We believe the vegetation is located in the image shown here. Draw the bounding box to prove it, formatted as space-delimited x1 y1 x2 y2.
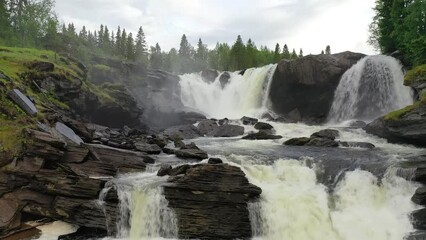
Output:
404 64 426 86
0 0 333 74
369 0 426 66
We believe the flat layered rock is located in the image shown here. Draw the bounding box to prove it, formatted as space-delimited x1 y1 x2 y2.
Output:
163 164 261 240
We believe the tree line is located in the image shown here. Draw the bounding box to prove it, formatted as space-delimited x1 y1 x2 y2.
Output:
0 0 333 73
369 0 426 66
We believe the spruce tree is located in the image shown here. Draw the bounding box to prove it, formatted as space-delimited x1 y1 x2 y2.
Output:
115 26 121 55
230 35 246 70
135 26 148 63
246 38 256 68
273 43 281 63
150 43 163 69
121 28 127 57
126 32 135 60
282 44 290 59
195 38 208 70
325 45 331 55
79 26 88 41
291 48 298 59
299 48 304 58
0 0 11 42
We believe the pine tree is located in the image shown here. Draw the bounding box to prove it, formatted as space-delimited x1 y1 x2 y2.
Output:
0 0 11 42
273 43 281 63
150 43 163 69
195 38 208 70
282 44 290 59
321 50 325 54
103 25 110 51
230 35 246 70
246 38 256 68
178 34 194 73
79 26 88 41
67 23 76 36
126 32 135 60
135 26 148 63
115 26 121 55
299 48 304 58
121 28 127 57
44 17 59 50
98 24 104 47
325 45 331 55
291 48 298 59
179 34 191 58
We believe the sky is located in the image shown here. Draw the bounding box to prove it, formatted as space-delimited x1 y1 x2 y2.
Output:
54 0 377 55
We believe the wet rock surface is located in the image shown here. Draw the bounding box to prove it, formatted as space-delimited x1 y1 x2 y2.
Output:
163 163 262 240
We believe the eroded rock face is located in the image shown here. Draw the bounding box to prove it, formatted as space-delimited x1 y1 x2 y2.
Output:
163 164 261 240
364 105 426 147
269 52 365 123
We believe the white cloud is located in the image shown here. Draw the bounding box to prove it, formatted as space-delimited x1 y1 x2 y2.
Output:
54 0 377 55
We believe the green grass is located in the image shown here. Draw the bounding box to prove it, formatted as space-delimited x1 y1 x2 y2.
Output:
384 102 420 121
405 64 426 86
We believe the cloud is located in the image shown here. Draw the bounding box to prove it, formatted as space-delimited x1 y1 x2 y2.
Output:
54 0 377 55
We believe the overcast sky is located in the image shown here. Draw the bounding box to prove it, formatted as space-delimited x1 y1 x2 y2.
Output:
55 0 377 55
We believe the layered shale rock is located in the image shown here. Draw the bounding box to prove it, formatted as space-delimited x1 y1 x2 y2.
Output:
163 163 262 240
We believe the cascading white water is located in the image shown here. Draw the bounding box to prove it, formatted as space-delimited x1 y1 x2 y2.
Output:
179 64 277 119
328 55 413 123
99 171 178 240
240 159 419 240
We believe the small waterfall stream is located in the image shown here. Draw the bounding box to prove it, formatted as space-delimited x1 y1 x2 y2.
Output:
328 55 413 122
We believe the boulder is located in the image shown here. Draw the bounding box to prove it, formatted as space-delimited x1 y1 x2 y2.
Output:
364 105 426 147
163 125 202 139
219 72 231 88
412 208 426 230
412 187 426 205
208 158 223 164
311 129 339 140
157 165 172 177
7 89 38 116
348 120 367 129
241 116 258 125
242 131 282 140
269 52 365 123
284 137 311 146
55 122 84 145
163 164 261 240
201 69 219 83
339 141 375 149
169 164 193 176
175 149 208 161
209 124 244 137
254 122 274 130
29 61 54 72
134 142 162 154
306 137 339 147
197 119 219 135
218 118 229 126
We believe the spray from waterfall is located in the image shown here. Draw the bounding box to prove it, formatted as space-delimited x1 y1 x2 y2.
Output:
179 64 277 119
327 55 413 123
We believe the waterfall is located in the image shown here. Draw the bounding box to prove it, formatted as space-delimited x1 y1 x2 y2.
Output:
328 55 413 123
99 171 178 240
179 64 277 119
243 159 418 240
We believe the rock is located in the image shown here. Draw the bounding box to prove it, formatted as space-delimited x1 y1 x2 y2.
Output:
134 142 162 154
242 131 282 140
175 149 208 161
241 116 258 125
364 105 426 147
219 72 231 88
163 164 261 240
197 119 219 135
306 137 339 147
62 145 89 163
311 129 339 140
163 125 202 139
87 144 153 171
173 138 186 149
254 122 273 130
157 164 172 177
348 120 367 128
209 124 245 137
29 61 54 72
7 89 38 116
169 164 193 176
58 227 107 240
181 142 200 150
55 122 84 145
412 208 426 230
162 148 175 155
339 141 375 149
208 158 223 164
201 69 219 83
284 137 311 146
0 198 21 236
147 136 168 148
269 52 366 123
412 187 426 205
414 168 426 184
218 118 229 126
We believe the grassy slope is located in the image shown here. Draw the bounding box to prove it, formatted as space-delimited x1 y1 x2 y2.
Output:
0 46 117 157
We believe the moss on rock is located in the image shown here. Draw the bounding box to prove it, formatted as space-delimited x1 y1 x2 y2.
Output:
405 64 426 86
